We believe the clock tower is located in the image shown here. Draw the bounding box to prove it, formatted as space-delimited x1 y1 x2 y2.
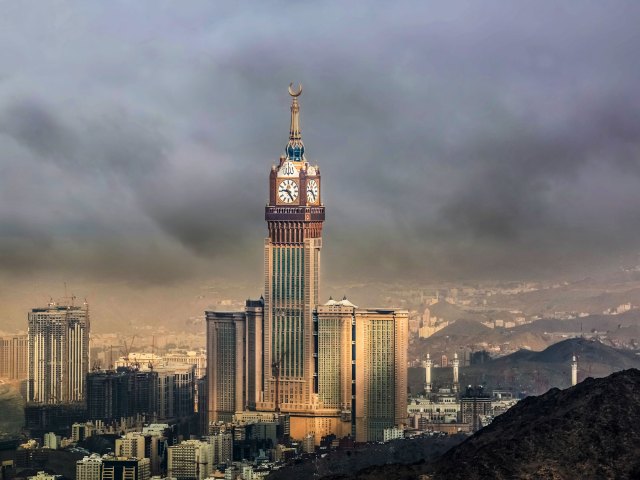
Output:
259 84 325 426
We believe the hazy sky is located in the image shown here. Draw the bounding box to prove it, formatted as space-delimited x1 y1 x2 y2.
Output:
1 1 640 290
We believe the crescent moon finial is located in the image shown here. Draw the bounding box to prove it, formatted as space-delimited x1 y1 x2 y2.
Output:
288 82 302 97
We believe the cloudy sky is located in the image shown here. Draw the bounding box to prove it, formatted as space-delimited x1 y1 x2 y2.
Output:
1 0 639 302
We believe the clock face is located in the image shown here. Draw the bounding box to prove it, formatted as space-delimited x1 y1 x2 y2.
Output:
306 179 319 203
278 179 299 203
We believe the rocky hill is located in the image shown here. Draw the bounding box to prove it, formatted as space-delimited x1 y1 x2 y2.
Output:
431 369 640 479
332 369 640 479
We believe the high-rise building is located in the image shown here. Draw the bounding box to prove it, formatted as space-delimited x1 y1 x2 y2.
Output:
206 432 233 466
27 302 89 404
354 308 408 442
86 367 157 422
258 84 325 433
167 440 213 480
205 86 409 443
0 334 28 380
314 299 409 442
154 364 195 420
205 311 247 423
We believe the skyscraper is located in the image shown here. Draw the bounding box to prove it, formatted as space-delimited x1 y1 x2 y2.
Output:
0 334 28 380
206 85 408 442
27 302 89 404
314 299 409 442
258 84 325 436
206 311 247 423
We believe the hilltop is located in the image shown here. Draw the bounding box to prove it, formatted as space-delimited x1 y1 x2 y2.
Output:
333 369 640 479
431 369 640 479
410 338 640 395
459 337 640 394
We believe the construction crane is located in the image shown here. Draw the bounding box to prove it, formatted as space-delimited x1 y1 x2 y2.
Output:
119 335 137 368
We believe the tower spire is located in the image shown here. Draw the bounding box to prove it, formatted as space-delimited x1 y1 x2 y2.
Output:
286 82 305 161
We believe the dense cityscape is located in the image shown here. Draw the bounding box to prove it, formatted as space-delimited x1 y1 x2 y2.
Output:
2 85 640 480
2 2 640 480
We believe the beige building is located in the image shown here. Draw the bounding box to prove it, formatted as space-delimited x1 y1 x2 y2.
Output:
205 86 409 443
0 334 28 380
27 303 89 403
167 440 213 480
76 455 103 480
115 434 145 460
206 432 233 466
353 307 409 442
313 299 409 443
205 311 247 423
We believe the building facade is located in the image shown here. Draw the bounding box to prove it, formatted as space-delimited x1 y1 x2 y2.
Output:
0 334 28 380
205 311 247 423
76 455 103 480
314 299 409 442
101 458 150 480
205 86 408 443
27 303 89 404
167 440 213 480
86 367 157 422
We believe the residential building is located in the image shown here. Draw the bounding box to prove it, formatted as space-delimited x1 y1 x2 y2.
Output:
76 454 103 480
27 302 89 404
167 440 213 480
101 457 150 480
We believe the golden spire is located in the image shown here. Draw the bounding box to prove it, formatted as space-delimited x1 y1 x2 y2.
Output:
286 82 304 161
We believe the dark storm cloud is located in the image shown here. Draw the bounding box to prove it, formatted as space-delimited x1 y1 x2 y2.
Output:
0 1 640 284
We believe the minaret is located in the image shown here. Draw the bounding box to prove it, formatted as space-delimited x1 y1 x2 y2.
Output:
424 353 432 393
452 352 460 393
571 355 578 386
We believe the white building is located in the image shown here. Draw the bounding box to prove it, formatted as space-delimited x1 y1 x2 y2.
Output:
43 432 59 450
76 454 103 480
383 427 405 442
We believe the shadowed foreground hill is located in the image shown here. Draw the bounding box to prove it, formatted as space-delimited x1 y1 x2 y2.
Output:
331 369 640 479
432 369 640 480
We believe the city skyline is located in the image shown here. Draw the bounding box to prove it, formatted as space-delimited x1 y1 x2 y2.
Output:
1 4 640 478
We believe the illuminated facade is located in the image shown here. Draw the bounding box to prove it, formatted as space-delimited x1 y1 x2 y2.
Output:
258 84 325 429
27 303 89 404
206 85 408 442
314 299 409 442
0 334 28 380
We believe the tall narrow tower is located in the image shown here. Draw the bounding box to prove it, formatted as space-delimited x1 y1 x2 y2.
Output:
261 84 325 416
424 353 432 393
452 352 460 393
571 355 578 386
